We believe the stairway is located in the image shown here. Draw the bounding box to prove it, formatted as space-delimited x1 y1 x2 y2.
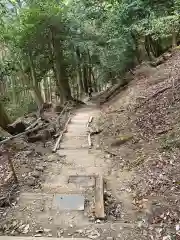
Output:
1 106 109 239
1 106 146 240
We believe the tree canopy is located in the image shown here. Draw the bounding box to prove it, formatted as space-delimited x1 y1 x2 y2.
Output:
0 0 180 129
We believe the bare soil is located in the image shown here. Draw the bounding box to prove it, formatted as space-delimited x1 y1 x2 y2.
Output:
93 49 180 239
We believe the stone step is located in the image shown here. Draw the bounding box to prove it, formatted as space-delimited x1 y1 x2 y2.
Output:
62 135 87 146
57 149 102 156
11 192 89 229
65 133 87 137
70 119 88 125
66 125 87 134
59 145 90 150
42 169 96 193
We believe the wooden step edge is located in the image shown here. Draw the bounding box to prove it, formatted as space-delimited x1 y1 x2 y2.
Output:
95 175 105 219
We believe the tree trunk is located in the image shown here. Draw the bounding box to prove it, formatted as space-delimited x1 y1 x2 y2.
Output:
109 72 117 85
172 32 177 47
145 35 155 61
131 32 141 64
42 77 50 102
138 36 147 62
0 80 6 95
48 76 52 102
30 87 44 107
49 28 72 103
0 102 11 130
28 52 44 107
83 65 88 93
91 68 98 92
9 76 17 104
88 66 92 87
77 69 84 97
59 63 72 101
76 47 84 96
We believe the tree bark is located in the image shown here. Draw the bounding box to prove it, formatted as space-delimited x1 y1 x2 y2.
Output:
131 32 141 64
91 68 98 92
145 35 155 61
83 65 88 93
0 102 11 130
172 32 177 47
42 77 50 102
76 48 84 96
49 28 72 103
28 52 44 107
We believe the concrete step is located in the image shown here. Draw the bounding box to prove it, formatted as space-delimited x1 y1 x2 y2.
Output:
70 119 88 125
10 192 89 229
66 125 87 134
61 135 87 147
42 172 95 193
42 167 96 193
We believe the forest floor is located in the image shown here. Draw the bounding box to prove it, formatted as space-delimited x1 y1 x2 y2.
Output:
0 50 180 240
93 49 180 240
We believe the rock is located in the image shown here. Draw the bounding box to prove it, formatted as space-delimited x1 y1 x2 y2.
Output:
111 134 133 147
18 224 26 230
27 178 36 186
106 237 113 240
57 229 65 237
23 150 33 156
162 236 171 240
76 229 84 234
54 104 63 113
7 119 26 135
95 219 101 224
35 166 44 171
104 191 111 198
42 102 52 110
47 154 59 162
34 234 42 237
87 229 100 239
48 216 53 221
89 216 95 222
22 224 29 234
35 229 44 233
31 171 40 178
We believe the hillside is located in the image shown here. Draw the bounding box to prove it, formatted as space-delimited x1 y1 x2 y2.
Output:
95 49 180 239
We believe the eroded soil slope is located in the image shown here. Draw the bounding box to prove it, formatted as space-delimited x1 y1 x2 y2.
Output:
97 49 180 239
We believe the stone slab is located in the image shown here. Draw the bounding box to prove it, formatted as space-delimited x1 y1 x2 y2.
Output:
68 175 95 187
52 194 84 211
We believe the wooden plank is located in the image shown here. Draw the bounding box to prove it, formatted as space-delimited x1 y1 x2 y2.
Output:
95 175 105 219
52 117 71 152
88 133 92 148
56 101 70 125
25 117 41 131
86 116 93 127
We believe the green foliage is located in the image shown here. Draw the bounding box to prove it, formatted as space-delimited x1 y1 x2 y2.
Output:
5 97 37 120
0 0 180 122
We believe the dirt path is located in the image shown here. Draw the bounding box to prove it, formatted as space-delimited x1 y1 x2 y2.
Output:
1 105 148 240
